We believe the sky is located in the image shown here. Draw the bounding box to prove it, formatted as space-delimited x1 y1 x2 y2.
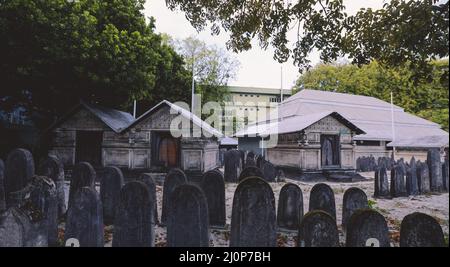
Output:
144 1 387 89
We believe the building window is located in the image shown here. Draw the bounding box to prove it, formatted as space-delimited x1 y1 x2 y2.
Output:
356 140 381 146
240 94 243 96
250 94 253 97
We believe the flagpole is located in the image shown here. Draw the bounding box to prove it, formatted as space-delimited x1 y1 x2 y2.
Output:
390 91 396 160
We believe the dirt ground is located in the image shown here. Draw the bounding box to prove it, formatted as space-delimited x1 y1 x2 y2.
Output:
63 171 449 247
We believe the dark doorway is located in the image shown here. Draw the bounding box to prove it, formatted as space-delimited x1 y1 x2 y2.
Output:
151 132 180 169
75 131 103 166
320 134 340 167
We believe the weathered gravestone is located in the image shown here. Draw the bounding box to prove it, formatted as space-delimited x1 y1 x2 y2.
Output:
443 156 449 192
374 167 390 198
38 155 66 218
167 184 209 247
68 162 96 209
224 150 241 183
9 176 58 247
230 177 276 247
113 181 154 247
0 159 5 211
400 212 445 247
309 183 336 220
390 165 407 197
345 209 390 247
139 173 159 224
262 161 277 182
161 168 187 225
342 187 369 230
297 210 339 247
0 208 26 247
100 166 124 225
238 166 264 182
277 183 303 230
417 161 431 194
200 170 226 227
427 148 444 192
65 187 103 247
256 155 264 169
4 148 35 207
356 157 361 172
406 157 419 196
245 154 256 168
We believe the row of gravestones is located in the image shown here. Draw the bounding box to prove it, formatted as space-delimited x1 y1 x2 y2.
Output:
1 148 446 247
375 149 450 198
224 149 278 183
357 155 396 172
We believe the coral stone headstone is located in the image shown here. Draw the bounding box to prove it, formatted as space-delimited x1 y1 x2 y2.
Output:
38 156 66 218
68 162 95 208
298 211 339 247
427 148 444 192
139 173 159 224
443 157 449 192
390 165 407 197
65 187 103 247
100 166 124 225
0 208 26 247
374 167 389 198
113 181 154 247
400 212 445 247
277 183 304 230
417 162 431 194
342 187 369 230
200 170 226 227
230 177 276 247
309 183 336 220
4 148 35 207
161 168 187 225
0 159 5 211
262 161 277 182
345 209 390 247
405 157 419 196
224 150 241 183
238 166 264 182
167 184 209 247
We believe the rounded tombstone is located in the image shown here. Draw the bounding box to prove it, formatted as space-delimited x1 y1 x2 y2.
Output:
167 184 209 247
38 155 66 218
100 166 125 225
297 210 339 247
0 159 5 211
309 183 336 220
345 209 390 247
161 168 187 225
113 181 154 247
400 212 445 247
68 162 96 208
262 161 277 182
200 170 226 227
238 166 264 182
139 173 159 224
342 187 369 230
4 148 35 206
230 176 276 247
277 183 304 230
65 187 103 247
0 208 26 247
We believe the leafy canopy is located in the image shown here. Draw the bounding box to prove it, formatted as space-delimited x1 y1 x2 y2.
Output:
166 0 449 78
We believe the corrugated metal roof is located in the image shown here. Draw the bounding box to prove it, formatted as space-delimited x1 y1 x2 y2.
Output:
126 100 223 137
387 135 449 148
82 102 135 133
235 89 448 144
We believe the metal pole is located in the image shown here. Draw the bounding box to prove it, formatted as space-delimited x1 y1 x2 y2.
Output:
390 91 396 159
280 65 284 102
191 56 195 111
133 100 137 118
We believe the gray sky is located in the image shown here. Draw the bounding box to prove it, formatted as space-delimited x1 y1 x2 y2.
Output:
144 0 386 89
